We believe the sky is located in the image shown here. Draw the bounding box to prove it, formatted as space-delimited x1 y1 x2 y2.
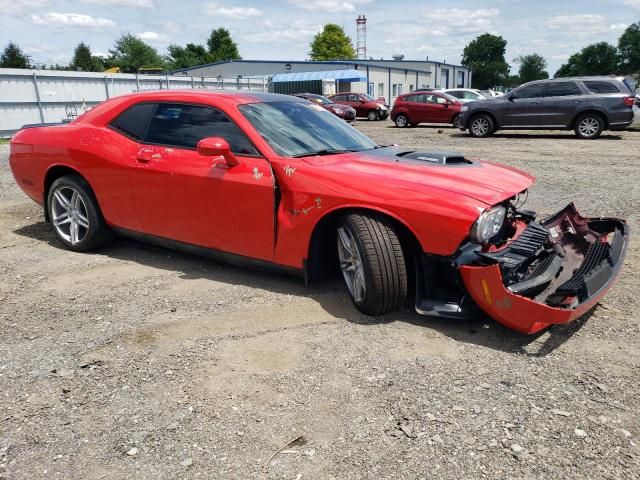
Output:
1 0 639 75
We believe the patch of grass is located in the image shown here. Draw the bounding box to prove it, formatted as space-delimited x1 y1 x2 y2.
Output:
0 138 9 145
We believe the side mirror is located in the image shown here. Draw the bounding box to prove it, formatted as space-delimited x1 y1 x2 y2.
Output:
197 137 239 167
508 93 517 101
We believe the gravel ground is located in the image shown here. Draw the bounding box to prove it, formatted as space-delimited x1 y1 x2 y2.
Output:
1 124 639 480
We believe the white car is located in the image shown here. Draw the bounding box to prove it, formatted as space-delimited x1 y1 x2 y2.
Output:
481 89 505 97
438 88 491 103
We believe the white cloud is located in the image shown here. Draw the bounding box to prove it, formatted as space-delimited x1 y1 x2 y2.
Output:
545 14 627 37
136 31 167 41
30 12 115 28
78 0 153 7
202 2 262 19
624 0 640 9
421 8 500 36
288 0 372 13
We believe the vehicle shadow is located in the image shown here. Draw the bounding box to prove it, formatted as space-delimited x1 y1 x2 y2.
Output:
449 132 624 140
14 221 589 357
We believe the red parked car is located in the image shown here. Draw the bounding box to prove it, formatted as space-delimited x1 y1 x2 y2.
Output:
391 91 463 127
9 90 628 334
328 92 389 120
292 93 356 121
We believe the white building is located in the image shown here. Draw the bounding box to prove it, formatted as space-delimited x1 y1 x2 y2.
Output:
171 58 472 106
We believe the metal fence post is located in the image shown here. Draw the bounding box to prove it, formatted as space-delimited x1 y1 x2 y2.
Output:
31 72 45 123
191 76 195 89
165 74 170 90
103 76 110 99
135 73 140 92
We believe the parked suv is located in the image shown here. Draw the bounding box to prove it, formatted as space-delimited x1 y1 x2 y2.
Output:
328 92 389 120
391 91 463 127
459 76 635 139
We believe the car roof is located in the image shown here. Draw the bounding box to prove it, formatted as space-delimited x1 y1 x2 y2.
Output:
530 76 627 83
110 89 305 105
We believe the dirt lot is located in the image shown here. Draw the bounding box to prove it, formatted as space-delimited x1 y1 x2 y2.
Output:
1 124 639 480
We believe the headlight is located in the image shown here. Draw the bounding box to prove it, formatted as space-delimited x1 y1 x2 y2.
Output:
460 105 469 112
378 105 388 111
470 205 506 243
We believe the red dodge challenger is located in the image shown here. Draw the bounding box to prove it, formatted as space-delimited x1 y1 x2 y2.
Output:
9 90 628 334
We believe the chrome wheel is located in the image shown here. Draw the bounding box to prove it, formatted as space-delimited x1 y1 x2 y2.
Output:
51 186 89 245
471 117 489 136
337 226 366 304
578 117 599 137
367 110 378 121
395 115 408 127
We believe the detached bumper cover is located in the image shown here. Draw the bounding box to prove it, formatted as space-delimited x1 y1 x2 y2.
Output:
459 204 628 334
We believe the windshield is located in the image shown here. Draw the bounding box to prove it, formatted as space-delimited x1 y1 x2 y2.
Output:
308 95 333 105
239 101 377 157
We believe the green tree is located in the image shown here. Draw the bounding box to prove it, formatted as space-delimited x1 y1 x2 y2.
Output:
555 42 619 77
167 43 213 70
207 28 241 62
70 42 104 72
0 42 31 69
108 33 164 73
514 53 548 83
618 21 640 74
461 34 510 89
309 24 356 60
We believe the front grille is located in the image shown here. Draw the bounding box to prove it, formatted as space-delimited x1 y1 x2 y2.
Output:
479 221 549 270
555 241 610 296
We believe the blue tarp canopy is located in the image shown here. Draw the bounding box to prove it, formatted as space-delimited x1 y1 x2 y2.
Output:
271 69 367 83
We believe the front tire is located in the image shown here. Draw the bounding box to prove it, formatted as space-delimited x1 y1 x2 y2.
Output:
394 114 409 128
47 175 112 252
337 212 408 316
574 113 604 139
452 114 462 128
367 110 379 121
469 114 494 137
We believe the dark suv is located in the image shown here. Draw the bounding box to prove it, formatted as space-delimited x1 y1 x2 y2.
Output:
459 76 635 139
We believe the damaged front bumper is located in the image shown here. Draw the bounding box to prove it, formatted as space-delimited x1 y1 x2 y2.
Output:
416 203 628 334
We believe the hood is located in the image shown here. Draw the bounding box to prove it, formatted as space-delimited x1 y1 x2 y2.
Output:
303 147 534 206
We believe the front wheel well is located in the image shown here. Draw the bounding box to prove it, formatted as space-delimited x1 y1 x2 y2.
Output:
572 110 608 129
468 111 498 129
43 166 87 221
306 208 421 286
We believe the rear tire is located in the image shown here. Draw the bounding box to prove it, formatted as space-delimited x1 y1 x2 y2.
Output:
574 113 604 139
47 175 113 252
394 114 409 128
367 110 379 121
452 114 462 128
336 212 408 316
469 114 494 138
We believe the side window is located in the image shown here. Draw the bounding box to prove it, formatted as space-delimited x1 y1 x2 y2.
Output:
349 94 361 102
545 81 582 97
144 103 258 156
333 94 347 101
434 95 448 104
583 81 620 94
516 83 545 98
110 103 156 141
448 91 463 99
403 94 418 102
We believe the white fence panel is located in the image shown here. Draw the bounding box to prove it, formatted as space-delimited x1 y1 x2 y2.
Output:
0 68 270 137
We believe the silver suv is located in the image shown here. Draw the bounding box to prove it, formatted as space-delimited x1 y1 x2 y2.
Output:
459 76 636 139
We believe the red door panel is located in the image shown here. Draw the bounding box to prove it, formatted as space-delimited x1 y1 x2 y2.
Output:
128 146 275 261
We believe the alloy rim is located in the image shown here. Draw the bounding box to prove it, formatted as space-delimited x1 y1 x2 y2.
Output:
51 186 89 245
472 117 489 136
578 118 599 137
453 116 462 128
337 226 366 304
396 115 407 127
368 111 377 121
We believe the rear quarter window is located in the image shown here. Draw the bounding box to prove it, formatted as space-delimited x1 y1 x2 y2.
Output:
583 81 621 94
110 103 156 140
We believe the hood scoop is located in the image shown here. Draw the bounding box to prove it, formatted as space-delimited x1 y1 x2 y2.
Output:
396 150 473 166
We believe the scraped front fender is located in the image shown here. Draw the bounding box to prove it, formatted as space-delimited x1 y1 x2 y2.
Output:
459 205 628 334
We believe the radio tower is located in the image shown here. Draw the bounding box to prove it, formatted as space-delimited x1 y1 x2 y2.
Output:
356 15 367 59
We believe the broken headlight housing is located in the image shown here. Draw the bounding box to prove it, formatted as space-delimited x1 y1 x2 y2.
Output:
470 205 507 243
